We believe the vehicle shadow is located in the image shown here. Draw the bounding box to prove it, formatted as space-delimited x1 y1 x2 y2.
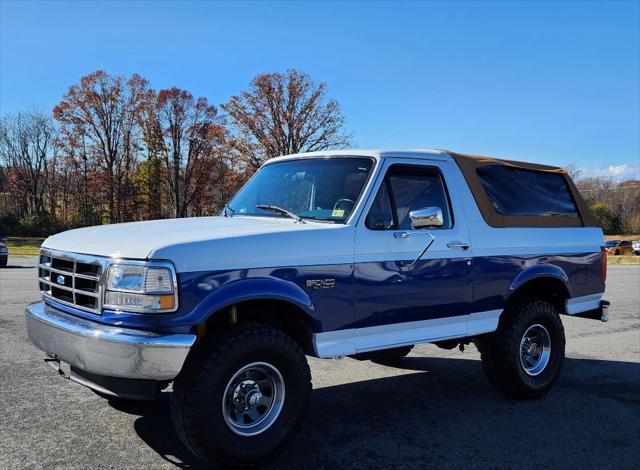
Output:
106 393 203 469
114 356 640 469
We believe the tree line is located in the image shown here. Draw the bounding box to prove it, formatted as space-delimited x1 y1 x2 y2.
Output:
570 168 640 234
1 69 638 236
0 69 351 235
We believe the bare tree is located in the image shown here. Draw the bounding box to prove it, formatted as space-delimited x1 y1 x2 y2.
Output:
564 164 583 181
575 176 618 206
223 69 353 169
154 87 226 218
0 111 58 218
575 175 640 233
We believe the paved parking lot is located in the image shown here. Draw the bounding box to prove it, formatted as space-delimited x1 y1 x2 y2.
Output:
1 259 639 469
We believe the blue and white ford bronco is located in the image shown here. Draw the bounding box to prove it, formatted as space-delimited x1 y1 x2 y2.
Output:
25 149 609 466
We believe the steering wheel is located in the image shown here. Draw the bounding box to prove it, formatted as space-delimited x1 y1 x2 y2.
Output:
333 198 355 214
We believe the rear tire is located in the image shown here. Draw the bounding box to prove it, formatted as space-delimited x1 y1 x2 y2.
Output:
477 299 565 399
171 324 311 467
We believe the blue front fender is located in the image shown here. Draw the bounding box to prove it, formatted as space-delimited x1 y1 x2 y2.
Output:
179 277 317 329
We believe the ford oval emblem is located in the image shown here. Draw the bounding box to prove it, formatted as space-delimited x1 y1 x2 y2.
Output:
56 275 65 286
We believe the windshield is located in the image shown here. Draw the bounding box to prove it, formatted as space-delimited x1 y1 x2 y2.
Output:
228 158 375 223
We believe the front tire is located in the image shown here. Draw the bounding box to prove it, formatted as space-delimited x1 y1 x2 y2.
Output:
477 299 565 399
171 324 311 467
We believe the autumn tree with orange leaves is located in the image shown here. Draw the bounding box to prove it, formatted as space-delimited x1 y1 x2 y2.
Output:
53 71 149 223
2 68 640 237
223 70 352 169
1 68 359 235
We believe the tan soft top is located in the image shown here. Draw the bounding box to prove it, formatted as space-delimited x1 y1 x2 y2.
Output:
446 151 598 228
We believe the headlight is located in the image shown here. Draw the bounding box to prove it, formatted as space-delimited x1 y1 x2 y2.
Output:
104 262 177 313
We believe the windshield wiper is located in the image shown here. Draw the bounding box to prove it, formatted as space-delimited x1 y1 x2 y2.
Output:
256 205 304 223
298 215 338 224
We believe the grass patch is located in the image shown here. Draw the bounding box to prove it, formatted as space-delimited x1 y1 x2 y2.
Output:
3 237 44 258
607 255 640 265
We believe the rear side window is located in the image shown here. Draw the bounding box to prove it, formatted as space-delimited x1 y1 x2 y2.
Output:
476 165 578 217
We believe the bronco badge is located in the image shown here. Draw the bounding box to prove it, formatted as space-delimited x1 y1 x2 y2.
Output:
306 278 336 289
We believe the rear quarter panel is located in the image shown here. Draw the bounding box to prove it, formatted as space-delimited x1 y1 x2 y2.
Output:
469 222 605 312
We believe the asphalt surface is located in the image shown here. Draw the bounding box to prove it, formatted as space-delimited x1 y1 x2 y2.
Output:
1 258 639 469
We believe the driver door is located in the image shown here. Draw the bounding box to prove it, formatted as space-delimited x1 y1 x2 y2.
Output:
353 158 473 352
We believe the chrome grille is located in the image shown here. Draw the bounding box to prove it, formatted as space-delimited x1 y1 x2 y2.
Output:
39 249 106 314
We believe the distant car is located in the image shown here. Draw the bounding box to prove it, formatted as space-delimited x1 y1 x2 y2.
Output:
604 240 634 255
633 240 640 255
0 242 7 267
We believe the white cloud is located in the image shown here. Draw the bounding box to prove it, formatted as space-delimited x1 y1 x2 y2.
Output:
607 164 630 176
578 163 640 180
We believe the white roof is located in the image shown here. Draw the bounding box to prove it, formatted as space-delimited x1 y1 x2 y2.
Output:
268 148 452 164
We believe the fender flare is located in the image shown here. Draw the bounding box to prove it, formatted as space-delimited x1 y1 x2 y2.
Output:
508 263 572 297
188 277 318 330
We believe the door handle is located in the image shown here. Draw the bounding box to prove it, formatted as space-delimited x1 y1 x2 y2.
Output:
447 241 470 251
394 231 410 239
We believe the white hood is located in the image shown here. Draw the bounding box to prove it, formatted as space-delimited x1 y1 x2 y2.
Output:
42 216 353 273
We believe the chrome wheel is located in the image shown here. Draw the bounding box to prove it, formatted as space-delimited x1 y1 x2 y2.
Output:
519 324 551 376
222 362 285 436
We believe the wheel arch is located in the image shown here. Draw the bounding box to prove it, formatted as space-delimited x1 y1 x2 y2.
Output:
193 278 319 356
506 267 571 315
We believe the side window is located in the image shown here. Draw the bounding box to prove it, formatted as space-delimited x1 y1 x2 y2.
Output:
476 165 578 217
365 165 453 230
388 167 453 230
365 180 395 230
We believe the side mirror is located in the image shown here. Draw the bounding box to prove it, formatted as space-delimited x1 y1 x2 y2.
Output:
409 207 444 229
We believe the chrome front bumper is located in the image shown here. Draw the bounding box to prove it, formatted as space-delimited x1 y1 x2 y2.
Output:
25 301 196 381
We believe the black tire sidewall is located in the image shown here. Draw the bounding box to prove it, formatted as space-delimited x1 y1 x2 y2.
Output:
204 346 307 459
512 308 565 392
480 299 566 398
173 325 311 465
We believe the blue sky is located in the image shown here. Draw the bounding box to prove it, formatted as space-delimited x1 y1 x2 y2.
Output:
1 0 638 178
